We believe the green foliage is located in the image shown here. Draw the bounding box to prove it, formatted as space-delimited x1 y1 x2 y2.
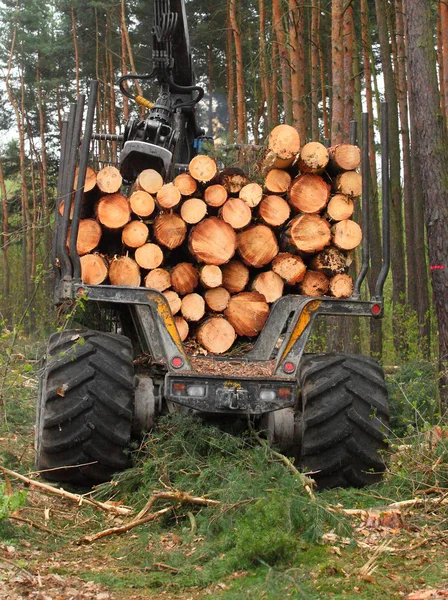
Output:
0 482 26 520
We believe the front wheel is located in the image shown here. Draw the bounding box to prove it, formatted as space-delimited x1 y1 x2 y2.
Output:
299 353 389 489
35 330 135 486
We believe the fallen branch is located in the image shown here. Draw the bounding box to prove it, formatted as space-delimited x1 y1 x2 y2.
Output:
9 514 67 537
153 562 180 573
78 506 174 544
0 466 132 516
328 494 448 518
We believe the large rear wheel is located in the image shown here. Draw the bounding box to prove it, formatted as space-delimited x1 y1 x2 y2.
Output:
35 330 135 486
299 353 389 489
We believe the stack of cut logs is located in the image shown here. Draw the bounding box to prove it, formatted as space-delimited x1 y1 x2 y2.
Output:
68 124 363 354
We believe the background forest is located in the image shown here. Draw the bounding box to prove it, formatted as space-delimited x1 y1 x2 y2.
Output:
0 0 447 411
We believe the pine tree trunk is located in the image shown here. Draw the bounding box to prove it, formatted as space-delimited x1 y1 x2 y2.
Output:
331 0 345 144
0 160 11 324
272 0 292 123
259 0 272 132
310 0 320 139
226 14 235 143
71 7 80 96
288 0 306 139
228 0 246 143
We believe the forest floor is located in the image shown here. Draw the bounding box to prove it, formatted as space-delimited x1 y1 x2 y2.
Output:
1 339 448 600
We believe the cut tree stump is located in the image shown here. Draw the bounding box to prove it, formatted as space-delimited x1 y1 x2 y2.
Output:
73 219 102 255
197 317 236 354
97 194 131 230
109 256 141 287
144 268 172 292
332 219 363 251
221 198 252 229
264 169 292 194
129 191 156 218
297 142 329 173
252 271 284 303
285 214 332 254
174 173 198 196
300 270 330 296
154 213 187 249
204 184 228 207
225 291 270 337
96 166 122 194
189 217 237 265
135 243 164 270
199 265 222 289
137 169 164 194
271 252 307 284
80 254 108 285
221 261 250 294
204 287 230 312
258 195 291 227
329 273 353 298
181 293 206 322
189 155 217 183
171 263 199 295
180 198 208 224
326 194 354 221
237 225 279 268
122 221 149 249
289 174 331 214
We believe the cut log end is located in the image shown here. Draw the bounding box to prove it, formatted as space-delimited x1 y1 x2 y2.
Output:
164 290 182 315
330 144 361 171
96 166 122 194
135 243 164 270
204 287 231 312
189 217 237 265
300 270 330 297
97 193 131 230
268 124 301 160
156 183 182 209
74 166 97 193
129 191 155 218
332 219 363 251
239 183 263 208
189 155 217 183
237 225 279 268
204 184 228 207
298 142 329 173
154 213 187 249
80 254 108 285
73 219 102 256
264 169 292 194
180 198 208 224
174 316 189 342
109 256 141 287
174 173 198 196
286 214 332 254
217 168 248 195
271 252 306 284
326 194 354 221
225 292 270 337
335 171 363 198
252 271 284 303
221 261 250 294
221 198 252 229
171 263 199 295
122 221 149 249
289 174 331 214
197 318 236 354
310 247 348 277
137 169 164 194
200 265 223 289
144 268 172 292
329 274 354 298
181 293 206 322
259 195 291 227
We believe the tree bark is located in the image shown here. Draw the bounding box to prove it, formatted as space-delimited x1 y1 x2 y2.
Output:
331 0 345 144
228 0 247 143
0 159 11 324
288 0 306 138
272 0 292 123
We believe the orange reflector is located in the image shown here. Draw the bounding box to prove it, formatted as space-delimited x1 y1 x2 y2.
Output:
278 388 292 398
173 382 186 391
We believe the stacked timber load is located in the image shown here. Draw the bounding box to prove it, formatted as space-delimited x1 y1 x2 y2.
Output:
69 124 363 354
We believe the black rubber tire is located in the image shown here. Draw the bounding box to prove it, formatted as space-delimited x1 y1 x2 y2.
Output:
299 353 389 489
35 330 135 486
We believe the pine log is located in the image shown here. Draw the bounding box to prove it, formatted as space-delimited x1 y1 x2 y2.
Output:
96 166 122 194
259 195 291 227
122 221 149 249
199 265 222 289
189 217 237 265
261 150 296 172
297 142 329 174
181 293 206 322
300 270 330 296
225 291 270 337
288 174 331 214
203 184 228 207
221 198 252 229
137 169 164 194
129 191 156 218
331 219 363 251
109 256 141 287
264 169 292 194
80 254 108 285
310 247 348 277
180 198 208 224
174 316 189 342
271 252 307 284
204 287 230 312
174 173 198 196
59 198 77 220
74 166 97 193
326 194 354 221
171 263 199 295
197 317 236 354
330 144 361 171
329 273 353 298
189 155 217 183
72 218 102 255
268 124 301 161
217 168 248 195
239 183 263 208
285 214 332 254
221 261 249 294
237 225 279 268
135 243 164 270
144 268 172 292
97 193 131 229
154 213 187 249
252 271 284 303
334 171 362 198
156 183 182 209
164 290 182 315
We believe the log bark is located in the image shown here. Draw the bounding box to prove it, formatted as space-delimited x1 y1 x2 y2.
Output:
329 273 353 298
326 194 354 221
329 144 361 171
237 225 279 268
204 184 228 207
174 316 189 342
109 256 141 286
272 252 306 284
300 270 330 296
197 317 236 353
297 142 329 173
252 271 284 303
221 260 250 293
180 198 208 224
285 214 331 253
239 183 263 208
310 247 348 277
80 254 108 285
154 213 187 249
156 183 182 209
181 293 206 322
189 217 237 265
122 221 149 249
221 198 252 229
144 268 171 292
334 171 363 198
331 219 363 251
204 287 231 312
137 169 164 194
171 263 199 295
96 166 122 194
225 291 270 337
199 265 222 289
73 219 102 255
264 169 292 194
135 243 164 270
129 191 155 218
173 173 198 196
189 155 217 183
217 168 248 195
258 195 291 227
288 174 331 214
97 193 131 229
